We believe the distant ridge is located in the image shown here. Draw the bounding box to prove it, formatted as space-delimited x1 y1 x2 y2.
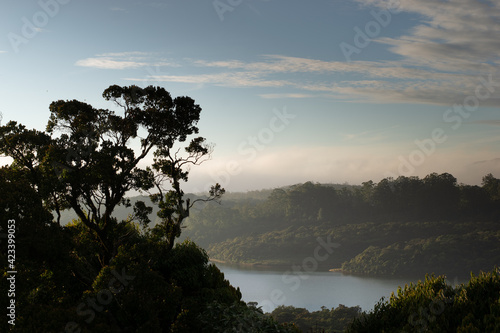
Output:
54 182 359 225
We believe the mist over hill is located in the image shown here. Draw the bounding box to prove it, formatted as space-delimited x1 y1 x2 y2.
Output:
180 173 500 278
56 174 500 278
57 183 358 226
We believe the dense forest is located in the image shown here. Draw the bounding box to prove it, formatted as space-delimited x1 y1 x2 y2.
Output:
182 173 500 277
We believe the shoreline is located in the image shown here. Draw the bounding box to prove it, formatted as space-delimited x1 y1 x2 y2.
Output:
210 258 346 272
210 259 471 281
209 258 291 269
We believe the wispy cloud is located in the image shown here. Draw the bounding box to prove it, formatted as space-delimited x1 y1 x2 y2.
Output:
130 51 500 105
75 52 179 70
76 58 148 70
79 0 500 106
359 0 500 71
189 0 500 105
259 93 315 99
128 71 290 88
152 53 499 105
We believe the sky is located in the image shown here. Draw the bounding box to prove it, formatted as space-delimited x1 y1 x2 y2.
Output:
1 0 499 193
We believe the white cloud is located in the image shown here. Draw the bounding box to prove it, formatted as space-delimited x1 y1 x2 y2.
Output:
75 52 179 70
76 58 148 70
97 51 149 58
131 72 290 88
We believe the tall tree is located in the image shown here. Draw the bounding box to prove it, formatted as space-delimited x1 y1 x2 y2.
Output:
0 85 223 265
482 173 500 202
422 172 459 219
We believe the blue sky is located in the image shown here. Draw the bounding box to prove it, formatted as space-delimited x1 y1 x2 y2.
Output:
1 0 500 192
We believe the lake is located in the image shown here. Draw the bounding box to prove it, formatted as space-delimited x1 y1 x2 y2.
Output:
215 263 464 313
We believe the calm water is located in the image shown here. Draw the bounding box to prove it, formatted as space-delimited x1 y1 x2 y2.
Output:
215 263 464 313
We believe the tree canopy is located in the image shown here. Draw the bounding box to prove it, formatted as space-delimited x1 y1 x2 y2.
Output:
0 85 223 266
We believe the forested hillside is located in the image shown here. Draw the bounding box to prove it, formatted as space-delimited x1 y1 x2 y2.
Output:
54 172 500 277
182 173 500 277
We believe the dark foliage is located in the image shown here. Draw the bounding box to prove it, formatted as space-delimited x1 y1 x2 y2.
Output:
346 268 500 332
271 304 362 332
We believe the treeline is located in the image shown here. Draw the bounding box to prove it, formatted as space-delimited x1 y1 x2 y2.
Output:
188 172 500 238
252 172 500 223
183 172 500 276
271 304 362 333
